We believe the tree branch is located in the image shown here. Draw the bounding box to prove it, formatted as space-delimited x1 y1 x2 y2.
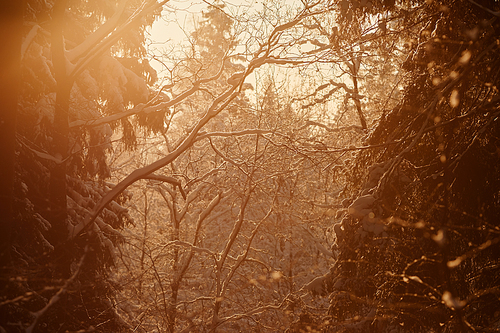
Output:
68 86 239 240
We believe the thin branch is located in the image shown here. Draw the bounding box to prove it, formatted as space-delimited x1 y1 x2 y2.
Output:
144 173 186 200
195 129 275 142
467 0 500 17
26 248 87 333
67 85 239 240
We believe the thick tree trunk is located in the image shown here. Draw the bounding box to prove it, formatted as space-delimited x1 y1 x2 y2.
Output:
49 0 72 244
0 0 23 272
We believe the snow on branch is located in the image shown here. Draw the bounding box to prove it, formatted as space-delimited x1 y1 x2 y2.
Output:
144 173 186 200
300 120 364 133
21 24 40 60
70 61 227 129
216 295 292 327
195 129 275 141
18 136 64 164
192 191 225 245
67 87 240 241
158 240 216 257
68 0 170 78
66 0 128 62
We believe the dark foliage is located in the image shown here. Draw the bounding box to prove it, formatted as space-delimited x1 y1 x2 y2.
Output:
0 1 155 331
330 0 500 332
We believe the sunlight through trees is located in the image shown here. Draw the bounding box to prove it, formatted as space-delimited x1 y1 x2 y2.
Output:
1 0 499 332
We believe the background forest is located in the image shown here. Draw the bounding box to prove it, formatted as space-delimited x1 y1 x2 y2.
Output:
0 0 499 332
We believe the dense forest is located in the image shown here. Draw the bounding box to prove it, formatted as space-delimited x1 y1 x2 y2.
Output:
0 0 499 332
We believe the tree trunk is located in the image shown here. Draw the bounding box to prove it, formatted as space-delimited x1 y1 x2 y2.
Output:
0 0 23 273
49 0 72 244
167 202 180 332
350 58 367 130
167 283 179 333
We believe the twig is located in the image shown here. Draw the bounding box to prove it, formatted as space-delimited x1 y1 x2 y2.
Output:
26 248 87 333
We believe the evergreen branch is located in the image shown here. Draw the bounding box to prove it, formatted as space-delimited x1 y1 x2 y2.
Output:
68 86 240 240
